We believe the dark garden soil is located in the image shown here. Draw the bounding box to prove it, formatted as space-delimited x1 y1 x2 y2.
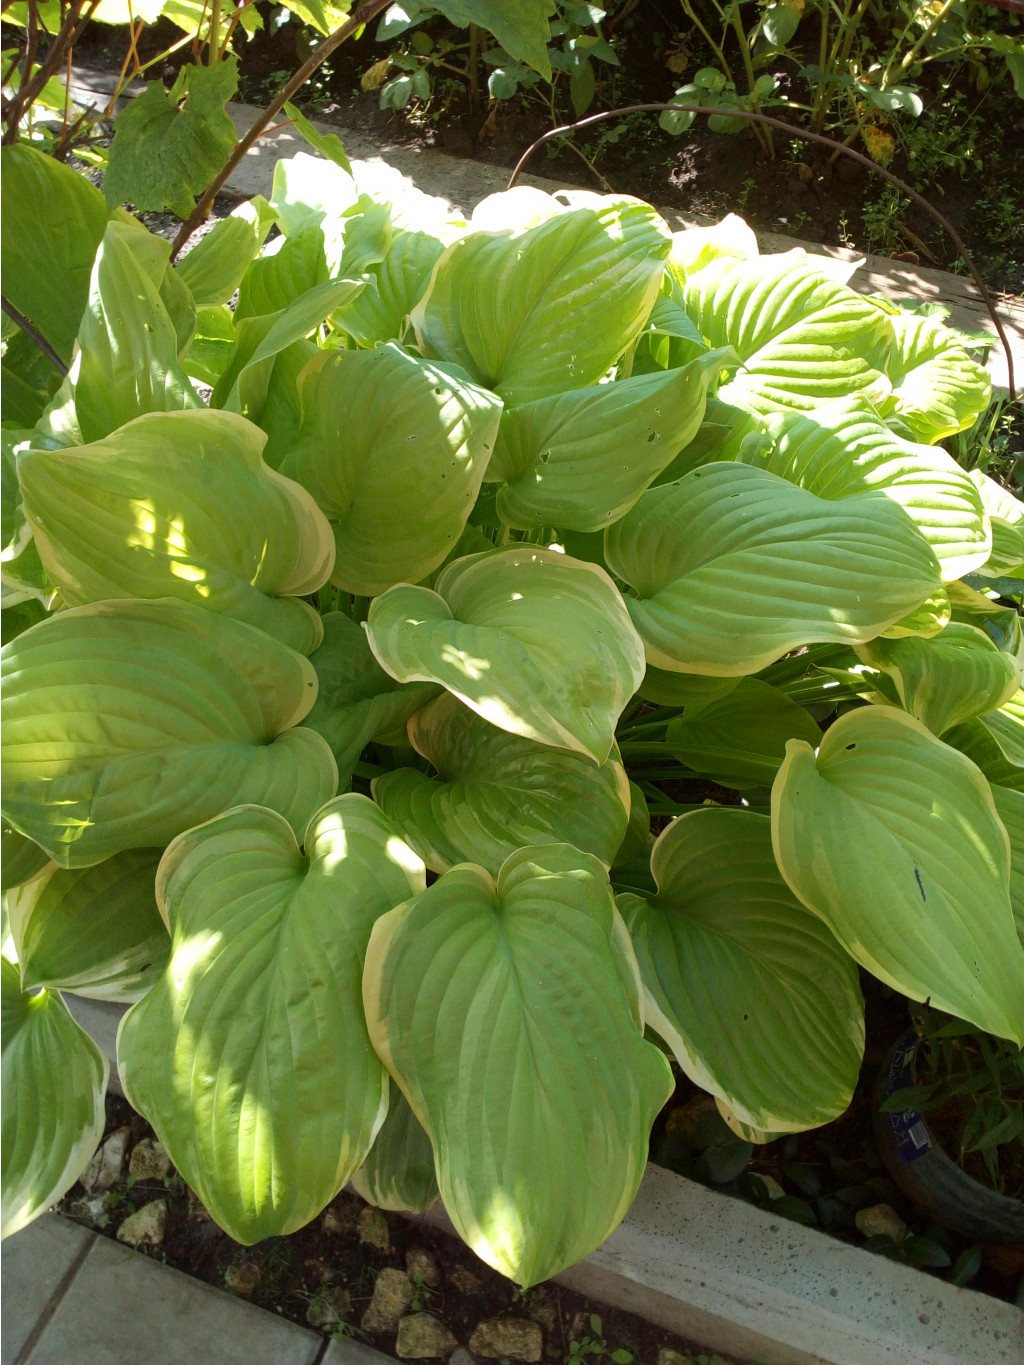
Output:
72 2 1024 295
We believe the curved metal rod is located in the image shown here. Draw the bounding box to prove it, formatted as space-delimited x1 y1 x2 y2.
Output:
508 103 1015 400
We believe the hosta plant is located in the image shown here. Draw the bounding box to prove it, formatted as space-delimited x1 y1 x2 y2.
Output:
3 144 1023 1284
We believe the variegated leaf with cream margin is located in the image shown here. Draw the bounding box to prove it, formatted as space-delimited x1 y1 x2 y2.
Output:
772 706 1024 1043
73 220 203 445
118 795 425 1244
362 842 673 1286
6 849 168 1002
736 397 991 581
665 677 821 788
305 612 441 785
0 599 337 866
990 784 1024 949
332 229 445 348
975 687 1024 767
682 252 892 415
490 349 733 533
968 469 1024 576
619 808 863 1132
372 692 630 874
366 547 646 764
18 409 334 656
669 213 759 277
883 309 991 444
350 1083 439 1214
411 194 672 406
1 956 108 1238
279 343 502 595
604 463 943 675
854 624 1021 736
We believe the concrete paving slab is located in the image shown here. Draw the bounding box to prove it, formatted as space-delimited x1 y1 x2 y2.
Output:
23 1231 322 1365
322 1337 397 1365
409 1164 1024 1365
1 1215 95 1365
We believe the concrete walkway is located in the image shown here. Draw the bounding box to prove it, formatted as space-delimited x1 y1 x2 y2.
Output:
1 1213 390 1365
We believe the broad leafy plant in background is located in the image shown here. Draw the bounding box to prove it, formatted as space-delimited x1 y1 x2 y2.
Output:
2 135 1023 1285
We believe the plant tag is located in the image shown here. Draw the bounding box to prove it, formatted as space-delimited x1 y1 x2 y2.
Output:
881 1031 933 1164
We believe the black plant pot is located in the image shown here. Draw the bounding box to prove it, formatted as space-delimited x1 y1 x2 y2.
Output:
873 1031 1024 1245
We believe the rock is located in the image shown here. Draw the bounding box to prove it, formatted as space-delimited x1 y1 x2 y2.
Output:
468 1319 543 1362
754 1174 786 1201
322 1199 356 1235
450 1349 476 1365
81 1126 131 1192
855 1203 907 1244
396 1313 458 1358
224 1261 261 1297
186 1188 212 1222
446 1266 482 1295
658 1350 692 1365
307 1285 352 1329
362 1267 414 1333
116 1199 167 1248
67 1194 109 1229
129 1137 172 1182
407 1247 441 1289
663 1096 717 1149
526 1296 556 1332
358 1205 391 1251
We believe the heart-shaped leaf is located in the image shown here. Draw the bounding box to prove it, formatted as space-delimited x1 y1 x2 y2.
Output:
363 843 673 1285
411 195 671 406
118 795 424 1243
279 343 502 595
373 692 630 874
772 705 1024 1042
1 958 107 1238
366 547 646 764
1 598 337 866
6 849 168 1002
605 463 942 675
619 808 863 1132
19 409 334 655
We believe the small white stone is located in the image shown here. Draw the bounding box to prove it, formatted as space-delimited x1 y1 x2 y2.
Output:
82 1126 131 1192
855 1203 908 1244
116 1199 167 1248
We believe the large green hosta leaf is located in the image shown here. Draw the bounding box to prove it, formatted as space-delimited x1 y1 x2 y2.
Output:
884 310 991 444
373 693 630 874
73 220 203 444
333 229 445 348
968 470 1024 577
619 808 863 1132
1 958 107 1239
665 677 821 788
18 409 334 655
1 599 337 866
305 613 441 784
174 199 273 307
1 143 109 367
605 463 942 675
737 398 991 581
990 784 1024 948
351 1083 439 1214
366 547 646 764
411 195 671 406
279 344 502 595
6 850 168 1002
855 624 1021 736
118 796 423 1243
772 706 1024 1042
683 253 892 415
1 825 49 894
490 350 731 533
363 843 673 1285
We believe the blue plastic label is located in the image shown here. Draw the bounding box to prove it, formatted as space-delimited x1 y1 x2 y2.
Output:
882 1030 933 1165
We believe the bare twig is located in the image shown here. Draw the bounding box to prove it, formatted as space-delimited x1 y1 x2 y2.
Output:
3 0 103 145
169 0 393 258
508 103 1016 400
1 295 70 375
